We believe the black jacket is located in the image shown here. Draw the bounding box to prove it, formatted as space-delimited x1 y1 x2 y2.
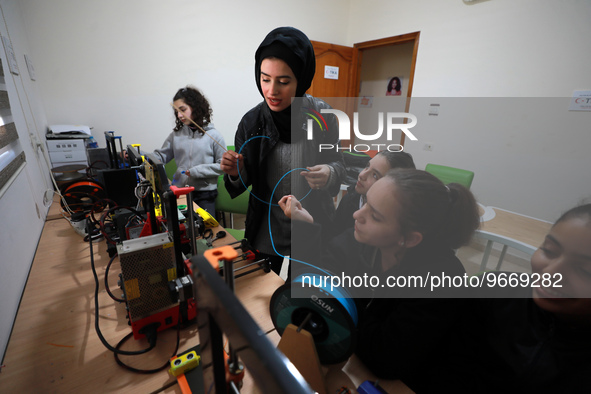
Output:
439 292 591 394
291 223 469 390
351 238 468 388
224 95 345 249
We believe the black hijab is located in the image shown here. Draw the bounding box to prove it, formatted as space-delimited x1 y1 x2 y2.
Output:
254 27 316 142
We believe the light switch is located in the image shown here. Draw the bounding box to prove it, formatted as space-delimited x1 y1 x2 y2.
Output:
429 104 440 116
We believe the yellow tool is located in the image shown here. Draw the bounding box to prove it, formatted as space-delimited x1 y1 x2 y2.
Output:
169 350 200 377
197 207 219 228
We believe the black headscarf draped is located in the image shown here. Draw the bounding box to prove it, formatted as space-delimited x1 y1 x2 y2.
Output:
255 27 316 142
255 26 316 98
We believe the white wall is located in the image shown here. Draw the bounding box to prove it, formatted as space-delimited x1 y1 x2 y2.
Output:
3 0 590 362
0 0 52 362
19 0 350 153
347 0 591 222
1 0 351 363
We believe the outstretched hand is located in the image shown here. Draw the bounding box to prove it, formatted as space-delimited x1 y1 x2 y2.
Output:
221 150 244 177
300 164 330 190
278 195 314 223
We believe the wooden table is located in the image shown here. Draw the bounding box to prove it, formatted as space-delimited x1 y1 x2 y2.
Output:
476 205 553 271
0 200 283 393
1 196 409 393
479 205 552 248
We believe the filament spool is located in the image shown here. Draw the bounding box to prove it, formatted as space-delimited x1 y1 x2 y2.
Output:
60 180 107 213
269 273 358 365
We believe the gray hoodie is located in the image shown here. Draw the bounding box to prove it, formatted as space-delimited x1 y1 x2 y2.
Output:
153 124 225 191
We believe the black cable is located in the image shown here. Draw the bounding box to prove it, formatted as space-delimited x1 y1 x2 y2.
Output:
114 321 181 374
99 205 147 244
88 220 185 375
88 220 157 356
105 253 125 302
99 208 118 245
86 160 109 179
88 198 117 226
83 228 103 243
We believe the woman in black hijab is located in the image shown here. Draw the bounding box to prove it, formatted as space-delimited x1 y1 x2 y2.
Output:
221 27 345 275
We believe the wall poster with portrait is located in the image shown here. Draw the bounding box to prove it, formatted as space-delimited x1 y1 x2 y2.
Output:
385 76 402 96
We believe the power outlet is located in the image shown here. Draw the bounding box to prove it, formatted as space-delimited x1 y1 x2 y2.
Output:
423 143 434 151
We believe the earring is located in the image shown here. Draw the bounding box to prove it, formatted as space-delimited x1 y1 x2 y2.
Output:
398 240 405 246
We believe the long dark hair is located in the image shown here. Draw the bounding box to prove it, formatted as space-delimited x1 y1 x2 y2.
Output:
387 77 401 93
554 203 591 227
377 150 415 170
386 168 480 249
172 86 212 133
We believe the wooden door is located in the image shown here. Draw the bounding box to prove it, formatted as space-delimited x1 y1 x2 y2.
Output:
354 32 420 146
308 41 359 146
309 32 420 147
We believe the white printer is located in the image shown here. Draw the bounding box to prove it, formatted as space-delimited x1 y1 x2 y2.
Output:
46 125 91 169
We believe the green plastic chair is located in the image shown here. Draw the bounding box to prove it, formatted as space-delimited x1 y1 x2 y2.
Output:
215 175 250 240
164 158 177 180
425 163 474 189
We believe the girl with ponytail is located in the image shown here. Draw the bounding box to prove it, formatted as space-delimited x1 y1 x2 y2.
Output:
282 168 480 388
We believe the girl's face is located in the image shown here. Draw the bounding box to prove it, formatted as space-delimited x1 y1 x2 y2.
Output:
353 178 403 249
356 155 391 195
174 99 193 126
530 217 591 322
260 58 297 112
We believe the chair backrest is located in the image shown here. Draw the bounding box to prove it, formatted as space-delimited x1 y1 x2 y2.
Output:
425 163 474 189
164 158 177 180
215 176 249 215
474 230 537 272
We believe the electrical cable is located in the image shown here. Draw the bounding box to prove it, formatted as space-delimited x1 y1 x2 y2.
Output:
87 213 182 374
105 254 125 303
99 205 145 245
87 220 158 356
83 229 103 243
88 198 117 230
79 198 113 241
267 168 333 278
236 136 312 206
86 160 109 179
113 321 180 374
135 180 152 200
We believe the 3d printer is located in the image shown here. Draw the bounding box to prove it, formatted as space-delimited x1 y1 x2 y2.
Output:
116 147 197 339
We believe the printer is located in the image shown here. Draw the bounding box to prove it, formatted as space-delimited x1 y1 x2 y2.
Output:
46 125 91 170
46 124 92 140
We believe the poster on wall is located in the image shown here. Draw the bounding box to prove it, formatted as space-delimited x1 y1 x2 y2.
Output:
386 76 402 96
359 96 373 108
568 90 591 111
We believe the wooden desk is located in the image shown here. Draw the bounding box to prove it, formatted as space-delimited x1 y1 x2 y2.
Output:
265 330 412 394
479 205 552 248
0 203 283 393
475 205 552 272
2 198 409 393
